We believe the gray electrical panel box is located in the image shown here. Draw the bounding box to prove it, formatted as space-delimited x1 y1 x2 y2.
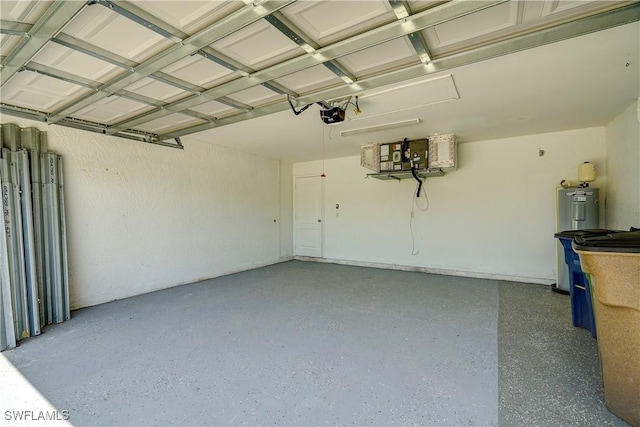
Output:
555 187 599 292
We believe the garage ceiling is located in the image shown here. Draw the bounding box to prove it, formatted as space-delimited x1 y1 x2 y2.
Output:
1 0 639 158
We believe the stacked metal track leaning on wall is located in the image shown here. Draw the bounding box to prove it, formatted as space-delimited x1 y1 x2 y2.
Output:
0 123 70 351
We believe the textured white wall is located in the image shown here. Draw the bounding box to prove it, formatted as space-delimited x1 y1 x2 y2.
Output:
279 160 294 259
3 118 285 308
605 100 640 230
294 127 607 284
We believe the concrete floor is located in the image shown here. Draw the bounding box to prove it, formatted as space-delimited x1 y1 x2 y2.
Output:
0 261 629 426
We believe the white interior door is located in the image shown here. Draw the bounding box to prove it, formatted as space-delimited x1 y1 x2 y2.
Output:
294 176 323 257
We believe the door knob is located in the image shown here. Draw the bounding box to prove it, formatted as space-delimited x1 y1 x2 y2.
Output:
317 219 322 223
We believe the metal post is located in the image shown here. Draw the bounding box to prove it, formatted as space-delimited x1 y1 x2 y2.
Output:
17 150 41 336
23 128 46 327
40 152 53 325
9 151 30 339
42 152 64 323
0 152 17 350
1 148 29 340
49 154 63 324
57 156 70 321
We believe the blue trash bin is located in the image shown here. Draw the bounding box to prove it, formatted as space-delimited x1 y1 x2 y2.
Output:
554 229 620 337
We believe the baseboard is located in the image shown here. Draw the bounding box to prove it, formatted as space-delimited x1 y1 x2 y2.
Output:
293 256 554 285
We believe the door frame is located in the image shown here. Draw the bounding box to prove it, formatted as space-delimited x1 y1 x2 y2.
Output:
293 174 324 258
